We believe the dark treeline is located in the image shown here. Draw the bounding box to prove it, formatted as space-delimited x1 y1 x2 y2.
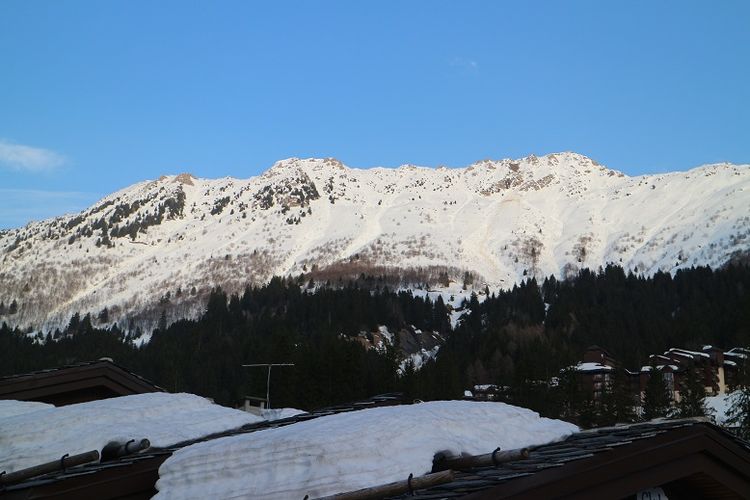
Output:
1 277 449 409
401 264 750 420
2 265 749 417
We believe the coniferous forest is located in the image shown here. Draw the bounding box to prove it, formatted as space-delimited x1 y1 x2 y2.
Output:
2 265 749 423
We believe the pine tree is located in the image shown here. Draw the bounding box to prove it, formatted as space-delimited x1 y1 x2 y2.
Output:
553 367 584 422
727 358 750 439
157 310 168 333
675 366 711 419
601 368 637 425
643 366 672 420
98 307 109 324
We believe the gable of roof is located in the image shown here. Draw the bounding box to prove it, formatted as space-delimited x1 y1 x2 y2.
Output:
386 420 750 499
0 359 164 406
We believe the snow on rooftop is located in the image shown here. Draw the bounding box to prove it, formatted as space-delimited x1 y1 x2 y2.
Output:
666 348 710 358
474 384 499 391
0 393 263 473
0 400 53 419
260 407 307 421
726 348 749 359
574 362 613 372
641 364 679 372
154 401 578 500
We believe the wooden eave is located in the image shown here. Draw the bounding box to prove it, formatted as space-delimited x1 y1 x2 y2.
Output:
0 362 163 405
0 453 169 500
463 424 750 500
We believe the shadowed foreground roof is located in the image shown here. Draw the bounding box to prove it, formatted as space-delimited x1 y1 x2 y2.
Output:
0 393 405 499
0 359 164 405
2 400 750 499
388 419 750 499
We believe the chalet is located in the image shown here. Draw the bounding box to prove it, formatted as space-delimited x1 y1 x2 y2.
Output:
725 347 750 388
573 345 747 404
581 345 618 367
0 358 164 406
470 384 503 401
639 346 746 403
574 346 643 400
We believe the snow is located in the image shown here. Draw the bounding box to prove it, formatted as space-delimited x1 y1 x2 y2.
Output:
154 401 577 500
260 408 307 421
474 384 498 391
398 345 440 373
575 362 613 372
0 393 263 473
2 152 749 333
724 360 737 366
726 348 749 359
377 325 393 345
641 364 679 372
0 400 53 419
705 391 741 424
666 348 710 359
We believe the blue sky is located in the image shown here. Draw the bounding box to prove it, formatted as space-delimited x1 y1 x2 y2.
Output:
1 1 748 229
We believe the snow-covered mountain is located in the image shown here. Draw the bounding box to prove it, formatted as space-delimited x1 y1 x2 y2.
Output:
1 152 749 332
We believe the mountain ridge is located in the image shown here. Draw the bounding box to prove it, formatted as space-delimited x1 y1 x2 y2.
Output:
1 152 749 333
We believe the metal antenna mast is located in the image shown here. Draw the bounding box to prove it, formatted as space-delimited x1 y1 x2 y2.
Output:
241 363 294 409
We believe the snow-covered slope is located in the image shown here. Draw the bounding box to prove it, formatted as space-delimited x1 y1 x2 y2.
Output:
1 152 749 331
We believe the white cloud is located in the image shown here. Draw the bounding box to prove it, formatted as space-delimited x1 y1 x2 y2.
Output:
0 139 66 172
450 57 479 71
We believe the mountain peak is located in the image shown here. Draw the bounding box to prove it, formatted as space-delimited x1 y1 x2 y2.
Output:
1 153 748 333
174 173 196 185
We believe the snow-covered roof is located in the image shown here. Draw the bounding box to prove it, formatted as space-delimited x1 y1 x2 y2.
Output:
474 384 499 391
665 348 710 359
0 393 263 473
641 364 679 372
574 362 614 372
154 401 577 499
725 348 749 359
0 400 52 419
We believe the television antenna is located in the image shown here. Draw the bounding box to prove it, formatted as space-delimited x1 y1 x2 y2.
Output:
241 363 294 409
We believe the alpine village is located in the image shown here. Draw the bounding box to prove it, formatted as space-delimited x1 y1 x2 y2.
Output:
2 3 750 500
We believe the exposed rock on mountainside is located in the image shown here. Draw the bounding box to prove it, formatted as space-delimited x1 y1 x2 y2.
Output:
1 152 749 332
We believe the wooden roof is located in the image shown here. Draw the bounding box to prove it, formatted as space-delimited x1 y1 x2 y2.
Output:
3 399 749 500
0 359 164 406
0 393 405 500
389 419 750 499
